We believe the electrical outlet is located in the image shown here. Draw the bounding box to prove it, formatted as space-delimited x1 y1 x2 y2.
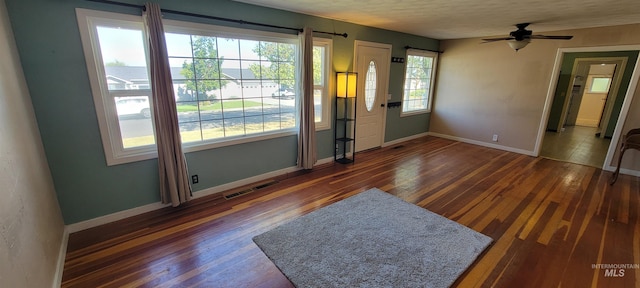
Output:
492 134 499 142
191 174 199 184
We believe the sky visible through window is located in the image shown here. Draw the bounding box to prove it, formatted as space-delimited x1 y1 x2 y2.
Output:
97 26 265 70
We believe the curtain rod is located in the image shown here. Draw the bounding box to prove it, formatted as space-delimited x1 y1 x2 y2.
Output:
405 45 443 53
87 0 348 38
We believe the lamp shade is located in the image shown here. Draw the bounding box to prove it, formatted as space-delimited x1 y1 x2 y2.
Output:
337 72 357 98
507 39 530 51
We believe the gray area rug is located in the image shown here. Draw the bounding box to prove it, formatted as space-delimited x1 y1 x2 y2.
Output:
253 188 493 288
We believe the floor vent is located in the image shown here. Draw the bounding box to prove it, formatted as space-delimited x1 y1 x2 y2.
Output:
393 145 405 149
224 189 254 200
223 180 278 200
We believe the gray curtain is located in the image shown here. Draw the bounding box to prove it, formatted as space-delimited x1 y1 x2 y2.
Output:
143 3 192 206
297 27 317 169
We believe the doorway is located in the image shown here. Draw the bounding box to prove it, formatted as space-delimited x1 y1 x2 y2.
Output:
354 41 391 152
539 50 639 168
557 58 626 138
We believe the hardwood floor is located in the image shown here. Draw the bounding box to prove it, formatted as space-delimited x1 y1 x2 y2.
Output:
62 136 640 288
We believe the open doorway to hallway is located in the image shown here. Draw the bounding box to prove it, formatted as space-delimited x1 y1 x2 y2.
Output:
540 50 639 168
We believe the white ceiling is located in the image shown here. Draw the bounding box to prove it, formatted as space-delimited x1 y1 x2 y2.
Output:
232 0 640 40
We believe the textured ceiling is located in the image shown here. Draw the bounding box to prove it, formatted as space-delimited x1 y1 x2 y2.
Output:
232 0 640 39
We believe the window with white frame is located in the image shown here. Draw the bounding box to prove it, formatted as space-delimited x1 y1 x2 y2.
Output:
401 49 438 115
77 9 330 165
313 38 332 130
589 77 612 93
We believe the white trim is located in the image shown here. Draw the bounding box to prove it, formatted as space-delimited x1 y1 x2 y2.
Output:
603 166 640 176
313 38 333 131
66 156 335 233
382 132 430 147
76 8 304 166
534 48 564 156
354 40 392 152
192 165 302 199
534 45 640 172
428 132 536 156
603 54 640 170
52 228 69 288
66 201 170 233
401 49 438 115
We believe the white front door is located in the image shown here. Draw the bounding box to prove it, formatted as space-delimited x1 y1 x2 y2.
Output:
354 41 390 152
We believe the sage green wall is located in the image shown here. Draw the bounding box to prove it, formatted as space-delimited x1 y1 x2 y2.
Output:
547 51 639 136
5 0 438 224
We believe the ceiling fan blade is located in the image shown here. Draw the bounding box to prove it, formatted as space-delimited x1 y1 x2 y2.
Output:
482 37 514 42
529 35 573 40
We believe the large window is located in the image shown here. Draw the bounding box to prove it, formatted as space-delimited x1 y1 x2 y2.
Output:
313 38 332 130
401 49 438 115
77 9 330 165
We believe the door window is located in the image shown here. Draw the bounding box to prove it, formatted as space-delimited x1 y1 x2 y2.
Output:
365 61 377 111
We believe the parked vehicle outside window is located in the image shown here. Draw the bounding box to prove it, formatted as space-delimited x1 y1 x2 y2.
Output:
115 96 151 118
271 87 295 99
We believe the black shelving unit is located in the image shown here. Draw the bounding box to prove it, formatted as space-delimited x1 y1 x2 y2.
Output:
334 94 357 164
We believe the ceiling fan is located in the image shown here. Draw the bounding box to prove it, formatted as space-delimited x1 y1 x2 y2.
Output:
482 23 573 51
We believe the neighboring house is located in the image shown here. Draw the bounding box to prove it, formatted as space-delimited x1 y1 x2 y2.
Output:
104 66 280 100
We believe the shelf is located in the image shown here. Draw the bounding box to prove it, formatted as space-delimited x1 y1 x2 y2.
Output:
335 157 354 164
336 137 354 142
334 75 357 164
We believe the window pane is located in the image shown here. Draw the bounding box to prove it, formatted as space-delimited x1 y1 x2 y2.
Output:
217 38 240 59
115 95 155 148
80 10 302 164
165 33 193 57
97 26 149 91
179 122 203 143
314 88 322 122
313 46 324 85
202 120 224 140
591 77 611 93
97 24 156 150
402 53 435 113
166 33 298 143
365 61 377 112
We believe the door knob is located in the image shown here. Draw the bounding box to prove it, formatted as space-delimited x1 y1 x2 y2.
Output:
380 104 385 107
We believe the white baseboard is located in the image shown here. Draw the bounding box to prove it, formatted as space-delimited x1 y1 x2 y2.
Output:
382 132 430 147
316 156 335 166
603 165 640 176
66 156 335 233
429 132 640 176
194 156 334 199
53 227 69 288
427 132 536 156
66 201 170 233
193 165 301 199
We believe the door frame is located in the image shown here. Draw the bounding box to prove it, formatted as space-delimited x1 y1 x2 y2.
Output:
557 57 626 136
534 45 640 171
353 40 391 151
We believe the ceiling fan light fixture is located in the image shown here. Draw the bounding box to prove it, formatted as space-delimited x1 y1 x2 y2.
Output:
507 39 530 51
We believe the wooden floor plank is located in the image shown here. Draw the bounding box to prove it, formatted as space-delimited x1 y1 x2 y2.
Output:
62 136 640 287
